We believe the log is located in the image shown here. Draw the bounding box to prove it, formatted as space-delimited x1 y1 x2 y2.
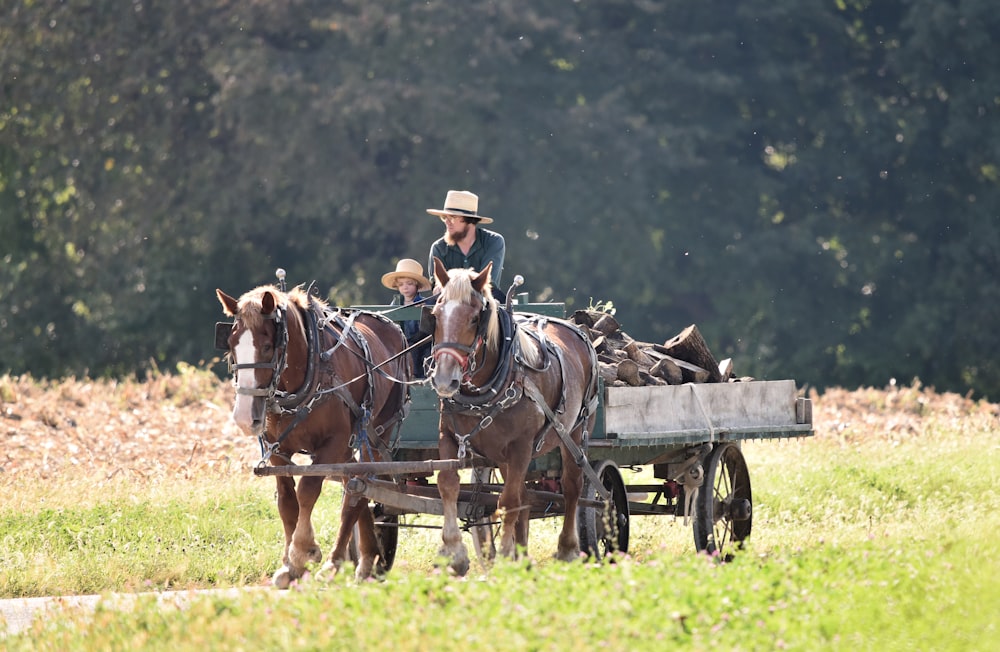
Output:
571 310 595 328
622 341 651 365
718 358 734 380
598 362 619 385
616 359 642 386
658 324 724 383
638 370 666 386
650 357 683 385
592 314 621 337
597 352 622 365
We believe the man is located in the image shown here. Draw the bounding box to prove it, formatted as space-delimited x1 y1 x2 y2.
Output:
426 189 506 301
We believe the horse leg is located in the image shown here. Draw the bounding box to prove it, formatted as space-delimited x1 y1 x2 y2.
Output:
273 474 323 588
497 457 530 560
556 442 584 561
438 466 470 576
326 483 379 580
271 475 301 588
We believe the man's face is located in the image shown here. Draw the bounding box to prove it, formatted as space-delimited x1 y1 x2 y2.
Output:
442 215 473 243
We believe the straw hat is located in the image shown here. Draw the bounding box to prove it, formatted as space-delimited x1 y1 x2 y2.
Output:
381 258 432 291
426 190 493 224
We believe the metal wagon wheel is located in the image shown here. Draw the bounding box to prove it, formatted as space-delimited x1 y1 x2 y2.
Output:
349 502 399 575
577 459 630 559
693 442 752 561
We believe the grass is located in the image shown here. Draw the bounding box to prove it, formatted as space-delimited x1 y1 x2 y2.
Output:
2 381 999 649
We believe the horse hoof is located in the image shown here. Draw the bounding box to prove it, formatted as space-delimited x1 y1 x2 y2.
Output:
272 566 294 590
449 556 470 577
354 559 375 581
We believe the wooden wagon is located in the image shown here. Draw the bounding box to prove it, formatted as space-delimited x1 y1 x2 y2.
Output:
251 295 814 569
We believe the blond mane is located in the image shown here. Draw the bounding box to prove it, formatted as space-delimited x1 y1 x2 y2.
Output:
440 269 539 365
235 285 319 328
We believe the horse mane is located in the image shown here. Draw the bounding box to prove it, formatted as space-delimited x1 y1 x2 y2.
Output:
441 269 540 366
235 285 320 329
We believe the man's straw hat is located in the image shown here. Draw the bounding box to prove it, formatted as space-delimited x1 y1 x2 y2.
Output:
426 190 493 224
381 258 432 291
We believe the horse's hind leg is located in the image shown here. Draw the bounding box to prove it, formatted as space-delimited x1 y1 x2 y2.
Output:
497 458 531 560
327 485 378 580
555 442 584 562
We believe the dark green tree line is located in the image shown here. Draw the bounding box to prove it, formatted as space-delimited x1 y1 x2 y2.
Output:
1 0 997 398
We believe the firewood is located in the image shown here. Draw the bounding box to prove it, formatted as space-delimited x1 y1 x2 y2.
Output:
682 366 711 384
638 370 666 386
597 352 620 365
592 314 621 337
622 341 651 365
658 324 723 382
571 310 595 328
650 357 683 385
616 359 642 387
598 362 619 385
718 358 734 380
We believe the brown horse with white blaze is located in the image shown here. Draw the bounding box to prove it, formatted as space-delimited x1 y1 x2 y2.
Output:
216 285 409 587
427 258 600 575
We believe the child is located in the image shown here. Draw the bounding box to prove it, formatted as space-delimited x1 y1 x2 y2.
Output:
381 258 432 378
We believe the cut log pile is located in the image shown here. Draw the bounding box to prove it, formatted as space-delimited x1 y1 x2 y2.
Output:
569 310 750 387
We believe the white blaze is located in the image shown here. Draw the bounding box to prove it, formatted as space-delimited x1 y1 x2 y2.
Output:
231 329 259 429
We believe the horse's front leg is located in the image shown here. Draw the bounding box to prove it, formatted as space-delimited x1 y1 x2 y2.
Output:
271 474 304 589
271 474 323 589
437 432 469 576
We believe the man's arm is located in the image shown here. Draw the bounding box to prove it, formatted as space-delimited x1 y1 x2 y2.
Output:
481 230 505 288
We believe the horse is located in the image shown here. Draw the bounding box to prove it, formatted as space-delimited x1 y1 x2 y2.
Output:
426 257 600 576
216 284 410 587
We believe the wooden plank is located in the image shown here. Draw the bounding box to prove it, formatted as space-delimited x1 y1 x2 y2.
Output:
252 457 479 478
602 380 800 437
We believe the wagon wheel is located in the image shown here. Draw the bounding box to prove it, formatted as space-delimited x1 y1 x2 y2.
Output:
577 459 630 559
469 466 498 561
349 502 399 575
692 442 752 561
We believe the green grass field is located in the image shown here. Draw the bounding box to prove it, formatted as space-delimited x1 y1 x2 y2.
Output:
2 381 998 650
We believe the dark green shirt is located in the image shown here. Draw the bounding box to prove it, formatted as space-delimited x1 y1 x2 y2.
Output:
428 227 505 289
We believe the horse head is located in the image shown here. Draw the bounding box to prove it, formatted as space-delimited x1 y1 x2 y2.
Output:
427 257 499 397
216 286 297 437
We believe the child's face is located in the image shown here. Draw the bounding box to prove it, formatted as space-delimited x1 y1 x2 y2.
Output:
396 278 419 300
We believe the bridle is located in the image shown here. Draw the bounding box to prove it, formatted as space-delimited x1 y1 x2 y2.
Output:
229 306 290 406
430 290 492 382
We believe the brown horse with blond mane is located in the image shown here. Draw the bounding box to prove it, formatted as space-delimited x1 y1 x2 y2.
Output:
426 258 600 575
216 284 409 587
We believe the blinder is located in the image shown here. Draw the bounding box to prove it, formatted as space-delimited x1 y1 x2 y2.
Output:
215 321 234 351
419 305 436 335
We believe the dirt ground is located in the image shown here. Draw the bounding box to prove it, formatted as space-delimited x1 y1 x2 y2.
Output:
2 371 996 482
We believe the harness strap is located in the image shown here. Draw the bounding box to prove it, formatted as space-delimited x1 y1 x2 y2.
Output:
522 379 609 500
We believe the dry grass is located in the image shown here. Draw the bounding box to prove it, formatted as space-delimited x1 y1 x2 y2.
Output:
0 365 254 488
3 367 995 508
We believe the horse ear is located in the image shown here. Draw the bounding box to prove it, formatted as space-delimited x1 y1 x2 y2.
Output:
472 262 492 294
216 289 239 317
433 256 450 289
261 291 277 315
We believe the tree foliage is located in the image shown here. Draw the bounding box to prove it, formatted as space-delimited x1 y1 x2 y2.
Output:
1 0 997 398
